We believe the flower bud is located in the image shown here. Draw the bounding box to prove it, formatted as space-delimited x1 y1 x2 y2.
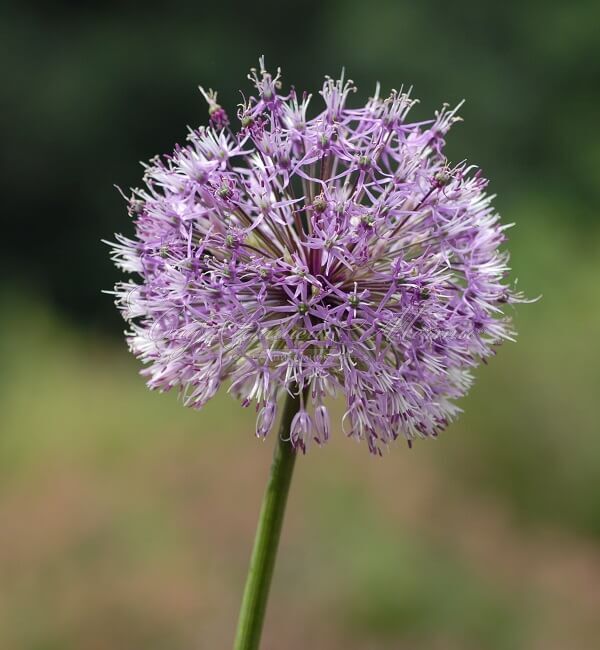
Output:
256 402 277 438
290 410 313 452
314 405 330 443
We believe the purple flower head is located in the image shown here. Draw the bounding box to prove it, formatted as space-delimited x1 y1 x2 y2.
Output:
108 58 525 455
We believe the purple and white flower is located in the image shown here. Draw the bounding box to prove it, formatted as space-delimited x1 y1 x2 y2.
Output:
108 58 523 454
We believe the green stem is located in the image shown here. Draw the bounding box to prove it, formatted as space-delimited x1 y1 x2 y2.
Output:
233 389 302 650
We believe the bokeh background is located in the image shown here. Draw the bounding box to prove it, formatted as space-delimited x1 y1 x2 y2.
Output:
2 1 599 648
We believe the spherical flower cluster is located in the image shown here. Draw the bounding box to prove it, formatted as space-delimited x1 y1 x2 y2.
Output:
109 59 523 454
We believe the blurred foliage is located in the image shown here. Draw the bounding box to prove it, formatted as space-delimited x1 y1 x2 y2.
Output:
310 485 527 649
2 1 599 647
444 202 600 536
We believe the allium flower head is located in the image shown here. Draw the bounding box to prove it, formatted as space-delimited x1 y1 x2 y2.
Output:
109 58 523 454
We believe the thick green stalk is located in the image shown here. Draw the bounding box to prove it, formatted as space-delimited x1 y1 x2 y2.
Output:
233 390 302 650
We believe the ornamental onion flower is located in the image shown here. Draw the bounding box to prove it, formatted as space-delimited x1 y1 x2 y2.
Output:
108 58 523 455
108 59 526 650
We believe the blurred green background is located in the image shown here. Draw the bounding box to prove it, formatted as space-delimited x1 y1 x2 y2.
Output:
1 1 599 648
